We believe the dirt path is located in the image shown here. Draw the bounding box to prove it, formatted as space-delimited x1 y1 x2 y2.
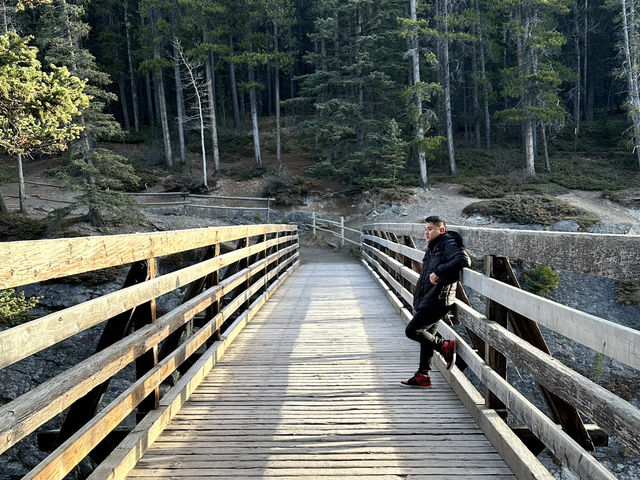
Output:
558 190 640 224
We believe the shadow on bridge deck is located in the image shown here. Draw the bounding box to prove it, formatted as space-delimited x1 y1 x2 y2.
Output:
126 260 516 479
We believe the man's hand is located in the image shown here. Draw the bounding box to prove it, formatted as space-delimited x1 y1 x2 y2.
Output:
429 272 439 285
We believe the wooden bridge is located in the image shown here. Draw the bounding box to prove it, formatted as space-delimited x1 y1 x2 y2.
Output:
0 223 638 479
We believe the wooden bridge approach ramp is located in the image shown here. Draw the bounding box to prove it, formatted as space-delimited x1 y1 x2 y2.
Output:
120 258 519 480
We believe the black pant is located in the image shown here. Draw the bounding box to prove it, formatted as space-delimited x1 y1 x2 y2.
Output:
405 306 449 374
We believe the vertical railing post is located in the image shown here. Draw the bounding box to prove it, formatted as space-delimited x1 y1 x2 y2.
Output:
312 211 316 236
244 236 251 311
484 255 508 416
340 216 345 247
206 243 222 343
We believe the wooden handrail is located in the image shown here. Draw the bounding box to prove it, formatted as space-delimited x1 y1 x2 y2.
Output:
461 269 640 370
305 212 362 248
363 223 640 282
0 234 297 369
0 224 295 289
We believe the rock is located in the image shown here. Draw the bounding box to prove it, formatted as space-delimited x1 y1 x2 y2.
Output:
550 220 580 232
468 215 490 225
587 222 634 234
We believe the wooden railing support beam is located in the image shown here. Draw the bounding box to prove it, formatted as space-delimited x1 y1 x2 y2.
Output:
55 259 155 446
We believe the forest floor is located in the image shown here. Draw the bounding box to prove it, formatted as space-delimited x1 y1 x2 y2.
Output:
2 139 638 234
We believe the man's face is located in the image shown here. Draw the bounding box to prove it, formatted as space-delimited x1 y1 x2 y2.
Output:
424 222 443 243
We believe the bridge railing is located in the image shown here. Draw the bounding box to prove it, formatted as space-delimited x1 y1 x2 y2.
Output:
361 223 639 480
0 224 299 479
302 211 362 248
128 192 276 222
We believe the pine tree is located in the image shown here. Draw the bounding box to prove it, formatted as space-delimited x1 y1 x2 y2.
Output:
0 31 89 212
37 0 142 225
139 0 173 169
264 0 295 173
297 0 410 187
493 0 568 176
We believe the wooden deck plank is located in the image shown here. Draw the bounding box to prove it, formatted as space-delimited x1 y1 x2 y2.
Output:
127 262 516 479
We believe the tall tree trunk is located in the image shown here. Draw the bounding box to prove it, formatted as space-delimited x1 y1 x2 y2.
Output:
478 9 491 149
248 53 262 167
172 33 186 164
574 0 581 147
141 14 155 125
119 76 131 131
621 0 640 167
410 0 428 187
266 62 273 116
205 51 220 174
355 7 364 146
274 22 282 173
583 0 588 120
0 193 7 213
17 154 25 213
152 10 172 170
586 79 595 121
155 69 172 169
229 45 241 128
472 37 481 148
462 61 468 142
441 0 456 174
541 122 551 172
525 115 535 175
144 73 154 125
2 0 9 34
517 6 536 175
124 0 140 132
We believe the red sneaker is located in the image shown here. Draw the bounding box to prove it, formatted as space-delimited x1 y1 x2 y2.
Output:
440 339 456 370
401 372 432 387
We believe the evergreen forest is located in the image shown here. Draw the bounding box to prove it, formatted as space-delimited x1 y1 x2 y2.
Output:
1 0 640 220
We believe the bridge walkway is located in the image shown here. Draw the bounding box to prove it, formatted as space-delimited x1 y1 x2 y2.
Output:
127 259 515 479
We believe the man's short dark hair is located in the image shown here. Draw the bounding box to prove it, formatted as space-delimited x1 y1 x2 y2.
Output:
425 215 445 228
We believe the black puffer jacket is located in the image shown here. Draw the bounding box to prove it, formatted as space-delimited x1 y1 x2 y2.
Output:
413 231 471 311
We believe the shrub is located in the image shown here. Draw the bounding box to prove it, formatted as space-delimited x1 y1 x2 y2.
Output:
262 174 315 206
379 187 415 202
0 212 47 241
306 160 333 179
590 352 605 382
461 194 599 228
0 289 39 328
616 282 640 305
459 175 538 198
521 264 560 295
0 162 16 183
226 164 267 181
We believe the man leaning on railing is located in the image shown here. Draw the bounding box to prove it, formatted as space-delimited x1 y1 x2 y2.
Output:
401 215 471 388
